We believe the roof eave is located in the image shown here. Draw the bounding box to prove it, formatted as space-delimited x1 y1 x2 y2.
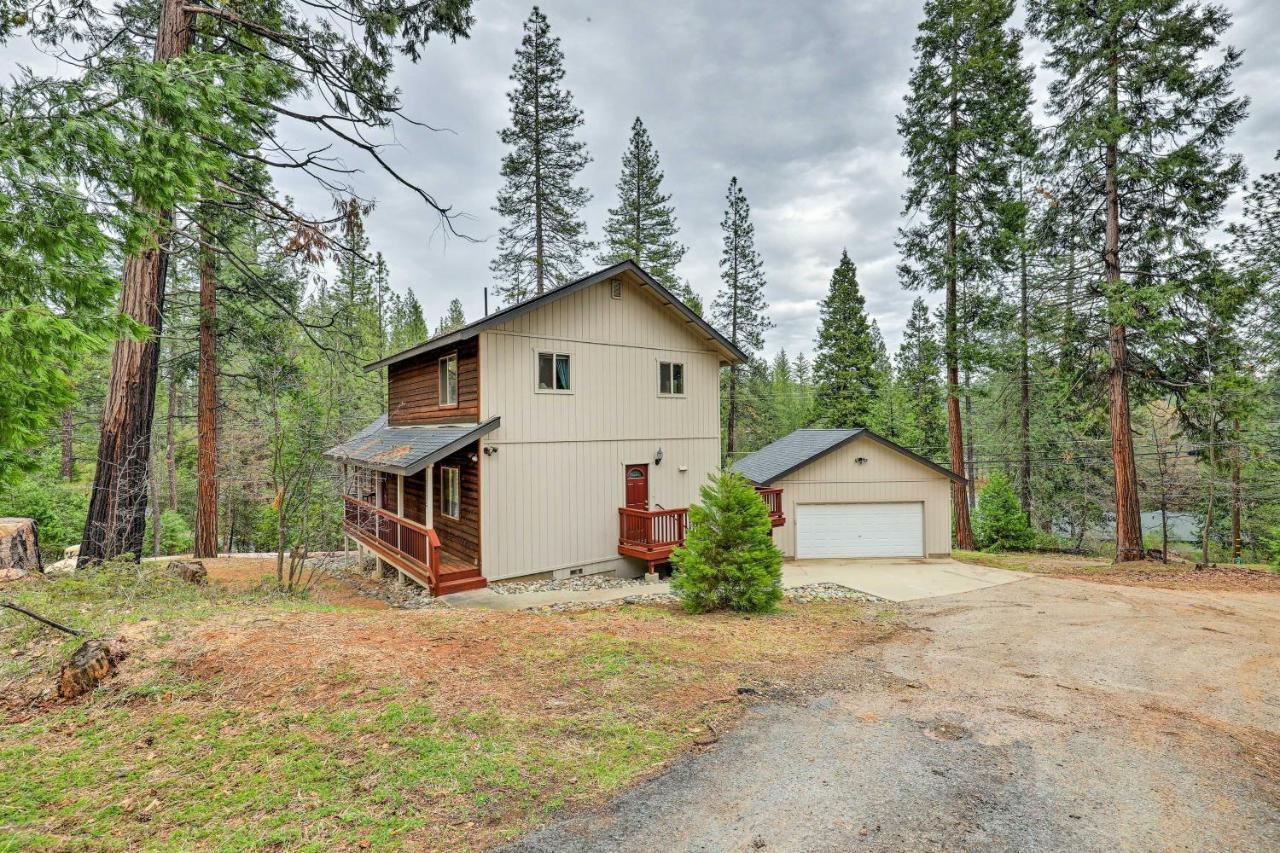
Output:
362 261 745 371
324 417 501 476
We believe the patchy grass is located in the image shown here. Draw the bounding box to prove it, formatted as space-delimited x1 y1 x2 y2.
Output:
0 567 899 851
954 549 1280 592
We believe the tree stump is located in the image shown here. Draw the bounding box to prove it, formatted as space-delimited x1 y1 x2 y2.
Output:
168 560 208 585
0 518 42 580
58 638 129 699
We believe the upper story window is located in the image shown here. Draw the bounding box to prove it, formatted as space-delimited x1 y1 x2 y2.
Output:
438 354 458 406
659 361 685 396
537 352 571 392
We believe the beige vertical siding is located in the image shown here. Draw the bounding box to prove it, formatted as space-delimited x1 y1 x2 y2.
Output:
772 435 954 558
477 273 727 580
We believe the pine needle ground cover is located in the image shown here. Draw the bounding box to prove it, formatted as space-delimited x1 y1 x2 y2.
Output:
1 566 898 851
954 550 1280 592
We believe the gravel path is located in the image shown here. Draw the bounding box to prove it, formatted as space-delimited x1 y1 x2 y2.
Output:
506 577 1280 851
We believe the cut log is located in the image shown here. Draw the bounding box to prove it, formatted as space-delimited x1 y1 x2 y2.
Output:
168 559 208 585
0 518 42 579
58 637 129 699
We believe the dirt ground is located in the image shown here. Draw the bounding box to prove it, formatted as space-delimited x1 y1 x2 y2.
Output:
199 556 392 609
955 550 1280 592
510 576 1280 851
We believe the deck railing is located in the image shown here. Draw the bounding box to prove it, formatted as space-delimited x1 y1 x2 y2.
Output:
618 506 688 550
756 487 785 526
343 495 441 591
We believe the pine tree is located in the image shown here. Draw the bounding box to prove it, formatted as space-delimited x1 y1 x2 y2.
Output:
896 298 947 460
713 177 772 457
671 470 784 614
434 298 467 337
598 117 695 307
1029 0 1247 561
812 251 882 429
897 0 1034 551
974 470 1036 551
386 290 429 351
490 6 592 305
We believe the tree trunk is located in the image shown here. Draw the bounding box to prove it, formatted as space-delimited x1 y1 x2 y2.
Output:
1018 241 1032 521
1202 433 1216 566
946 66 975 551
194 239 219 558
150 451 162 557
1230 418 1242 561
1104 63 1143 564
77 0 192 568
727 365 738 458
165 362 178 511
963 366 976 509
60 407 74 480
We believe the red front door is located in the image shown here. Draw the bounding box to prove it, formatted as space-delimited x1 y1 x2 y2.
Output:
625 464 649 509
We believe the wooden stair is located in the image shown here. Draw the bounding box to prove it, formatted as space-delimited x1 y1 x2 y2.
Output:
435 556 487 596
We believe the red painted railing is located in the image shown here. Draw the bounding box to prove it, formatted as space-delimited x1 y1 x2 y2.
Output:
343 495 441 591
618 506 688 550
756 487 785 527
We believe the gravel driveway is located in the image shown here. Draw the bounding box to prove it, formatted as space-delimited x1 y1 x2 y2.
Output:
507 576 1280 851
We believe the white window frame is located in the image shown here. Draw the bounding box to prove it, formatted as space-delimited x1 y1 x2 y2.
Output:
536 351 572 393
440 466 461 520
658 360 686 397
438 353 458 407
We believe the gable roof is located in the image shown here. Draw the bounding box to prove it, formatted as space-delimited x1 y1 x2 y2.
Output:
323 415 501 476
731 428 966 486
364 260 747 371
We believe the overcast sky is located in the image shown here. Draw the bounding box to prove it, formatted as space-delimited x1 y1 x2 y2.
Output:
8 1 1280 356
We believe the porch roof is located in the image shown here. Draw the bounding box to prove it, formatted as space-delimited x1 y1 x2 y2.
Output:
324 415 500 476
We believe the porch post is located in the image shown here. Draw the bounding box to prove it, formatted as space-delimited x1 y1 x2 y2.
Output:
425 464 434 528
373 471 384 578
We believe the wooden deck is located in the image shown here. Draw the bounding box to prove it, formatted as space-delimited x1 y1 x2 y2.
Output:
343 495 486 596
617 489 785 573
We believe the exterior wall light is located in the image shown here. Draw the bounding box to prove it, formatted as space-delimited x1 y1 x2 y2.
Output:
655 448 664 466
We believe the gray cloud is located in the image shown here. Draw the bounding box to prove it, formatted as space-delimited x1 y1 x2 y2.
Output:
5 0 1276 357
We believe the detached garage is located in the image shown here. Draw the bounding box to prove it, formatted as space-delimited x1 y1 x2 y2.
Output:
731 429 965 559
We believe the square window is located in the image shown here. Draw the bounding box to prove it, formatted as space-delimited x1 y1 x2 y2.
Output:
537 352 571 391
441 466 460 520
659 361 685 395
438 354 458 406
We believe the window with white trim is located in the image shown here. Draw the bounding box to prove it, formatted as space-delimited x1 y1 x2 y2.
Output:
659 361 685 396
440 466 461 520
438 354 458 406
537 352 571 391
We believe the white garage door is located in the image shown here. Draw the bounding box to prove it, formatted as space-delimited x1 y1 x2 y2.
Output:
795 502 924 558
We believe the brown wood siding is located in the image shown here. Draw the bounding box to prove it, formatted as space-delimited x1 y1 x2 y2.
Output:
380 472 398 514
434 443 481 567
402 470 426 524
387 338 479 425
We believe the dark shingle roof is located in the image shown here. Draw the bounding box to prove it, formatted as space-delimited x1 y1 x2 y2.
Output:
363 260 747 371
731 428 965 486
731 429 864 485
323 415 500 475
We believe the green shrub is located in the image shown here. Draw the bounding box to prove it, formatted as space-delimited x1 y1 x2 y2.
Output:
670 471 784 614
973 471 1035 552
0 472 88 560
144 509 194 556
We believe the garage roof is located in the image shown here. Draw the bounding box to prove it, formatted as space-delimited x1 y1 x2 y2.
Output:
323 415 500 476
731 428 966 486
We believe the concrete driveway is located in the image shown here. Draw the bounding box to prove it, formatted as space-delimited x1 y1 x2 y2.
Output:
782 557 1023 602
508 576 1280 851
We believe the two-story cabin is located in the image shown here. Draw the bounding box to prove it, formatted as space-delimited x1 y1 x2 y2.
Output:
324 261 775 595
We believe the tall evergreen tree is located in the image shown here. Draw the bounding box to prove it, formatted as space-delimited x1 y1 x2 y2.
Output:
897 0 1034 551
812 251 882 429
435 298 467 336
491 6 592 304
598 117 694 306
896 298 947 460
386 290 429 351
713 177 771 457
1029 0 1247 561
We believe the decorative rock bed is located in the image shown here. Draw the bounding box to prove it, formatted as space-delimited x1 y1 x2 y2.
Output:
521 582 884 613
490 574 655 595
